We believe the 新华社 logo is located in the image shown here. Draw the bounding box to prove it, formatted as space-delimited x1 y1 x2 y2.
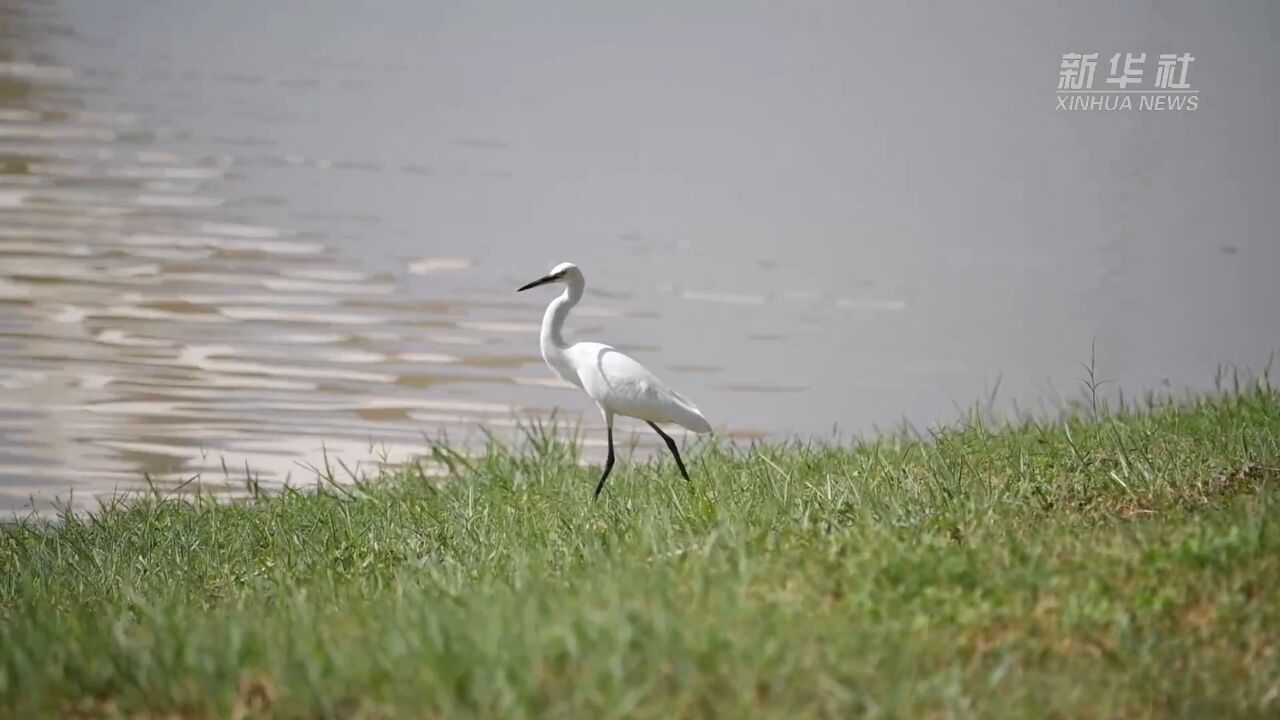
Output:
1056 52 1198 111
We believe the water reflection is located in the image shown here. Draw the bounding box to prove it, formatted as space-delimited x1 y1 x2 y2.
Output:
4 1 1277 512
0 4 764 512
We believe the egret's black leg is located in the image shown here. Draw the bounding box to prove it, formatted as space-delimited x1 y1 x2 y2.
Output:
647 422 690 481
593 424 615 499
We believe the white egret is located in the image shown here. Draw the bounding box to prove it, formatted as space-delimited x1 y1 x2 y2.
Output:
517 262 711 497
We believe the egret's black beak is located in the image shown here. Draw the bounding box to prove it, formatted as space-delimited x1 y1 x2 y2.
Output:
517 274 556 292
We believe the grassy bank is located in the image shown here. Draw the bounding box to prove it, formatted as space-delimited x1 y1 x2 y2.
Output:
2 383 1279 719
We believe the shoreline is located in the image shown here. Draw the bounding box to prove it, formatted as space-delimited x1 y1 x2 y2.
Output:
3 381 1278 717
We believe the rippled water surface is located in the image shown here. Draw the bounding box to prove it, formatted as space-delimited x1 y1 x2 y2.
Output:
2 1 1279 510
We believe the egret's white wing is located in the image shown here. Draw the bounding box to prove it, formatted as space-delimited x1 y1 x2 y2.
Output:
566 342 710 432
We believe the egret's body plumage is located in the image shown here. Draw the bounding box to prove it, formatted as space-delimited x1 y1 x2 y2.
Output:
557 341 712 431
518 262 710 496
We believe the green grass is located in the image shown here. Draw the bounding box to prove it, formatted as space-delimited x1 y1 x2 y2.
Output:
3 381 1280 719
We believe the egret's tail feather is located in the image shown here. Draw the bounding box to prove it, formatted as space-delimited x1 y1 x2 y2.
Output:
667 390 712 433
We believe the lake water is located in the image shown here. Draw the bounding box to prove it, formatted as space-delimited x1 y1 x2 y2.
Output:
2 1 1278 511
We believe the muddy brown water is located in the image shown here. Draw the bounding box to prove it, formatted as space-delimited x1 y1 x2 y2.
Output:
2 1 1278 511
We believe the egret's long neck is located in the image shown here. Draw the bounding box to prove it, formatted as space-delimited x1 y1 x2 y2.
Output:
540 280 583 352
